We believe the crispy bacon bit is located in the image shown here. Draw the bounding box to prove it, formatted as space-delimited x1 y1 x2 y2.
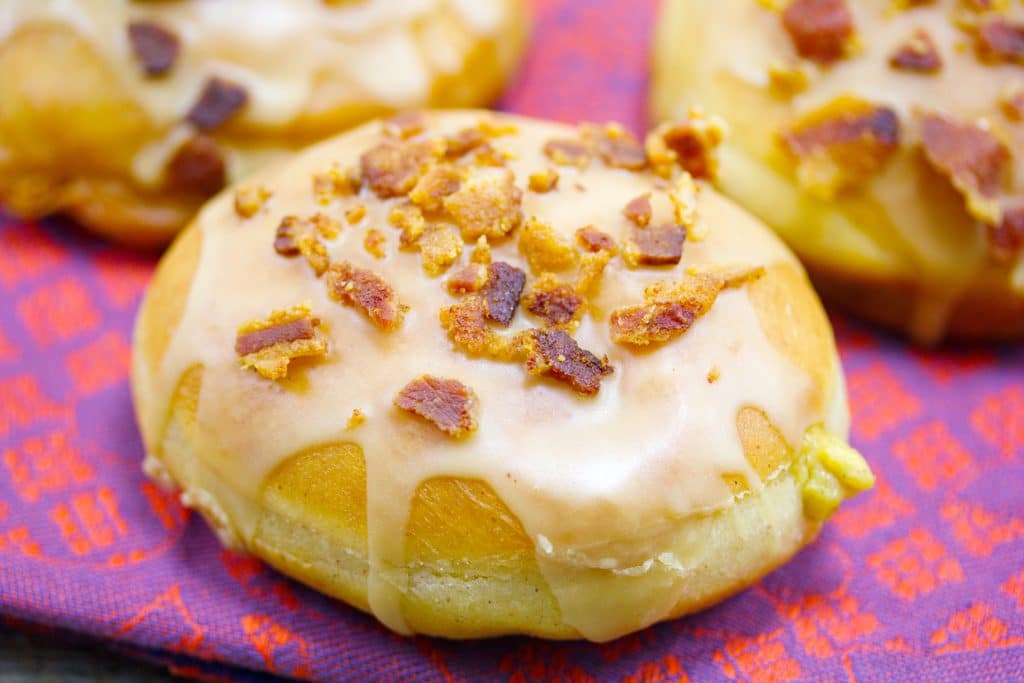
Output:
707 367 721 383
919 112 1010 224
395 376 479 438
471 235 492 264
782 0 855 64
361 138 442 198
645 111 726 180
312 166 358 205
440 296 519 359
988 203 1024 262
234 185 272 218
383 110 427 139
346 409 366 431
576 226 617 253
889 29 943 72
409 164 463 212
325 261 406 331
165 135 225 195
482 262 527 326
444 127 488 159
623 194 653 227
187 78 248 131
518 217 580 273
521 329 611 396
127 21 179 76
543 139 593 168
976 18 1024 65
576 251 613 295
529 168 560 193
345 203 367 225
523 274 584 327
235 304 327 380
446 263 489 295
389 202 427 248
274 213 340 276
443 170 523 241
419 226 463 276
586 123 648 170
1000 84 1024 121
610 267 765 346
768 61 811 97
364 229 387 259
623 223 686 267
781 96 900 197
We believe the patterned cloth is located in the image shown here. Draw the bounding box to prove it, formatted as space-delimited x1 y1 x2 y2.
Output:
1 1 1022 681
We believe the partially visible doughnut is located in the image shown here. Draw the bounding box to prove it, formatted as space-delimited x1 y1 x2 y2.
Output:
132 109 873 641
0 1 526 247
652 0 1024 343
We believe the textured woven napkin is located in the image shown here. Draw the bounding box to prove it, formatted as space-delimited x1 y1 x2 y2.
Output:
1 0 1022 680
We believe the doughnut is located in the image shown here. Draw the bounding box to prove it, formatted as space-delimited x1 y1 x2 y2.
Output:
0 1 526 247
652 0 1024 343
131 109 874 641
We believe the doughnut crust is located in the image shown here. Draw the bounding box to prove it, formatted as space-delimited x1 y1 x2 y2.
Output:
652 0 1024 343
0 1 527 247
131 110 873 641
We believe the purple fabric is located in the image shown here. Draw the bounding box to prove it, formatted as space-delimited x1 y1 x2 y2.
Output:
0 1 1022 680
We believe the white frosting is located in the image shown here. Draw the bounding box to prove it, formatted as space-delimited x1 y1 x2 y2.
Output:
144 112 834 640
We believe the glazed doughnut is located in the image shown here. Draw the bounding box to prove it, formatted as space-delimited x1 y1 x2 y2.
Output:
131 109 874 641
0 1 526 247
652 0 1024 343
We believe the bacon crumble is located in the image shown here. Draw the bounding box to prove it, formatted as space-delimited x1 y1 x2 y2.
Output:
482 262 527 326
575 226 618 253
623 222 686 267
313 166 359 205
444 127 489 159
889 29 943 72
623 194 653 227
521 329 612 396
575 251 613 295
127 21 179 76
446 263 489 295
346 409 366 431
529 168 560 193
419 225 463 276
610 267 766 346
519 217 580 272
235 304 328 380
165 135 226 195
364 229 387 259
1001 84 1024 121
361 138 442 198
274 213 341 276
443 170 524 241
187 78 248 131
395 376 479 438
383 110 427 139
409 164 463 212
440 296 518 359
543 139 593 168
523 274 584 327
645 112 726 180
345 203 367 225
325 261 406 331
234 185 272 218
389 202 428 248
587 124 648 170
782 0 855 64
471 235 492 264
918 112 1010 224
976 18 1024 65
781 96 900 197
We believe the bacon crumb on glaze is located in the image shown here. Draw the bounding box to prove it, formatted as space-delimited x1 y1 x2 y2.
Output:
917 111 1010 225
235 304 328 380
543 139 593 168
361 138 443 199
522 274 585 328
519 217 580 272
975 18 1024 66
781 0 855 64
623 222 686 267
780 96 901 198
187 77 249 131
127 21 180 77
520 329 612 396
409 164 463 212
234 185 272 218
165 135 226 195
443 169 524 241
325 261 406 331
383 110 427 139
419 226 463 275
622 194 653 227
610 267 766 346
394 375 479 438
364 228 387 259
274 213 341 276
446 263 489 295
1000 84 1024 121
312 166 359 205
889 29 943 73
481 262 527 326
575 226 618 254
528 168 560 193
586 123 649 170
645 111 726 180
